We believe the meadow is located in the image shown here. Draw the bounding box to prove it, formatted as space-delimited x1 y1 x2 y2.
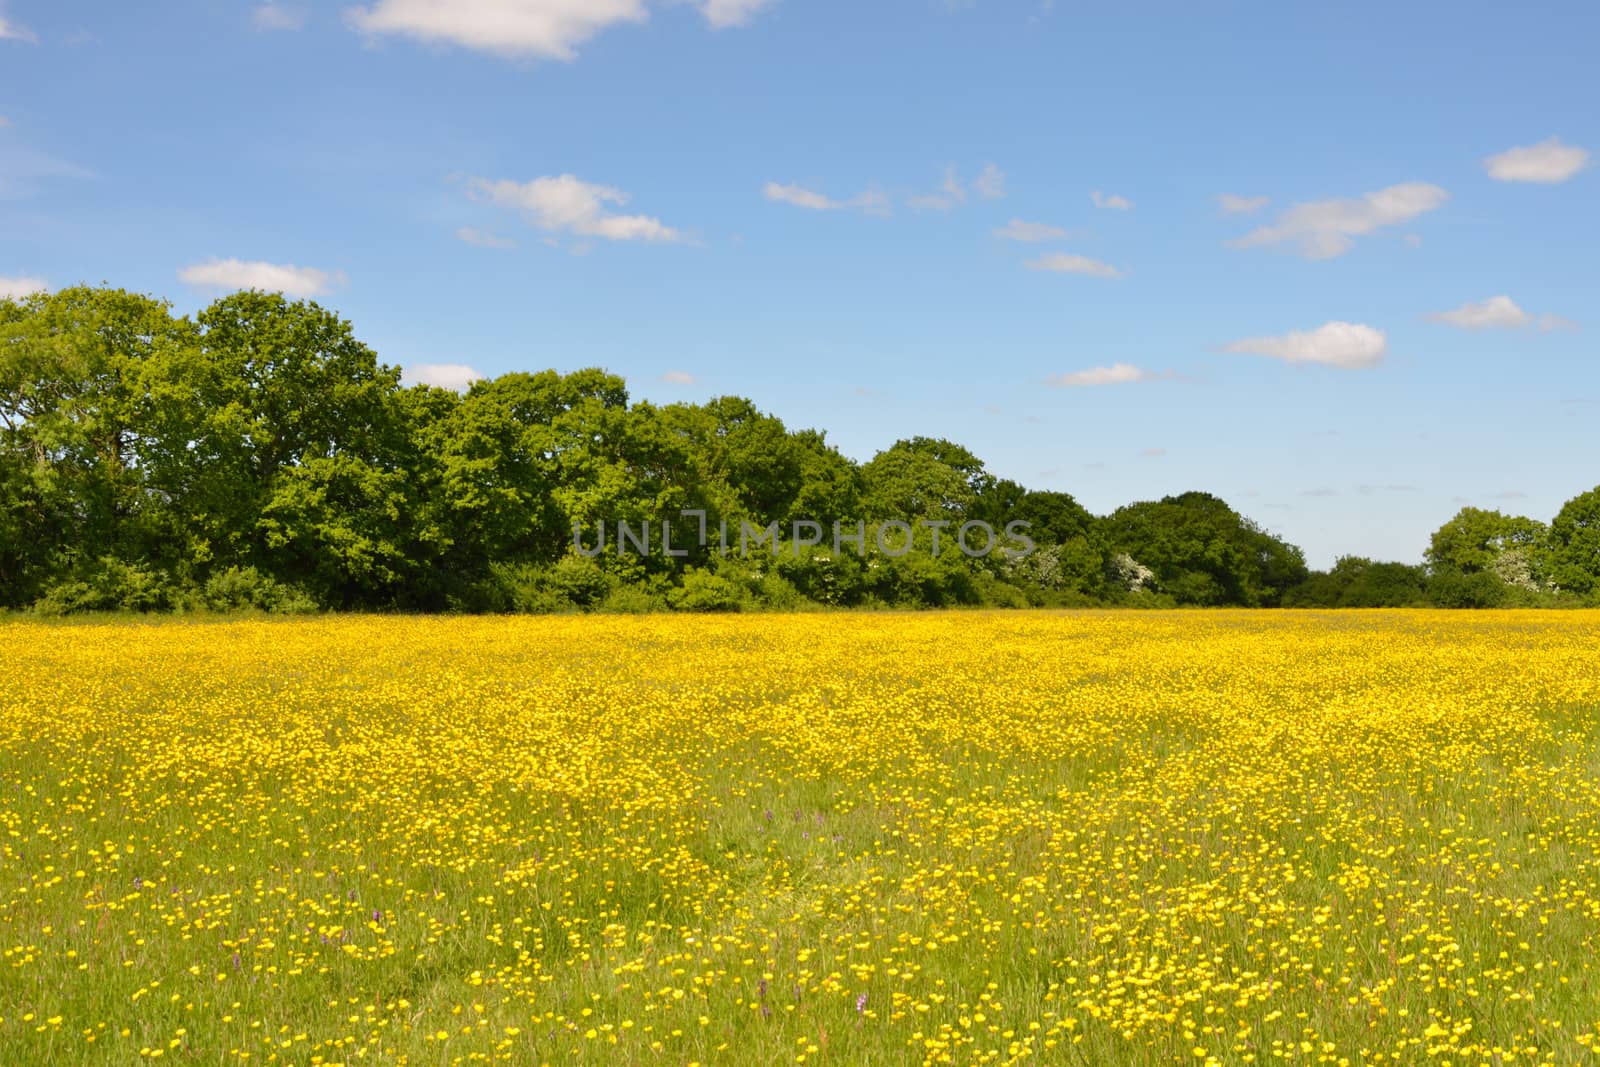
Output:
3 611 1600 1065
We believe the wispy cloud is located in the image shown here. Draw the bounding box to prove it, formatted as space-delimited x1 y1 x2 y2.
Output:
253 4 306 30
1224 321 1387 369
1025 252 1124 279
763 181 840 211
0 7 36 42
973 163 1005 200
1217 193 1268 215
0 145 94 198
1484 137 1589 183
455 226 516 248
1090 190 1132 211
178 258 345 297
1428 295 1575 332
659 370 697 385
1047 363 1163 387
700 0 773 29
763 181 890 216
1228 183 1448 259
992 218 1069 242
468 174 684 242
907 166 968 212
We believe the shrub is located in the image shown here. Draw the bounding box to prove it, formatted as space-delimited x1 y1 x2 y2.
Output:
200 566 319 614
668 570 742 612
596 586 670 614
1428 569 1506 609
545 555 612 608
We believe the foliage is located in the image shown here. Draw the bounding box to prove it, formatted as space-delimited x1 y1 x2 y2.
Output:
4 285 1599 613
1546 486 1600 596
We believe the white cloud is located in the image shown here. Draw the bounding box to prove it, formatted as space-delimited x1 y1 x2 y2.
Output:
1484 137 1589 184
993 218 1068 242
456 225 516 248
973 163 1005 200
700 0 772 29
1428 295 1576 332
0 115 10 129
1224 321 1387 369
0 10 36 42
1228 182 1448 259
1025 252 1124 279
1428 295 1529 330
468 174 683 242
1217 193 1267 215
1090 190 1132 210
253 4 307 30
347 0 649 60
659 370 696 385
763 181 840 211
346 0 773 59
403 363 485 391
763 182 890 216
0 275 47 299
177 258 344 297
1047 363 1158 387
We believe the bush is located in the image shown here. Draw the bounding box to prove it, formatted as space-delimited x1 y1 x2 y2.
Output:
773 550 864 606
199 566 319 614
1428 569 1506 609
972 571 1030 608
487 557 613 613
33 558 176 615
597 586 670 614
668 569 742 612
545 555 612 608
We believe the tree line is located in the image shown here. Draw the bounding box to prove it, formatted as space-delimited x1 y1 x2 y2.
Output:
2 286 1597 614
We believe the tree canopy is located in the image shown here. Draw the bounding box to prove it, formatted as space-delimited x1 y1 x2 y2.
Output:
3 286 1598 613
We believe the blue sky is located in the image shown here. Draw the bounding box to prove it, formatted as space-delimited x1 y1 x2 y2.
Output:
2 0 1596 566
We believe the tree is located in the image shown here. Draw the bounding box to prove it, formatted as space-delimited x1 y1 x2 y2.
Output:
1546 486 1600 595
1104 492 1306 606
0 286 195 576
1286 557 1428 608
1425 507 1547 575
862 437 990 520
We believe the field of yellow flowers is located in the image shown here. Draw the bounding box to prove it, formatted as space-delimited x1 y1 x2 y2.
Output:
4 611 1600 1065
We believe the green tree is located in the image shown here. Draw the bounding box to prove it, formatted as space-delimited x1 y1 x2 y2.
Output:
1546 487 1600 596
0 286 194 580
1105 492 1306 606
1425 507 1547 575
862 437 990 520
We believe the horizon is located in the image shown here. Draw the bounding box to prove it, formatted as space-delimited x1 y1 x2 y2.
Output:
3 0 1596 569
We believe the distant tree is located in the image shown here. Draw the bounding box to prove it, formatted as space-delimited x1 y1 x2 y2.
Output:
1287 556 1428 608
862 437 990 520
1105 492 1306 605
1428 569 1507 609
1425 507 1547 575
1546 486 1600 596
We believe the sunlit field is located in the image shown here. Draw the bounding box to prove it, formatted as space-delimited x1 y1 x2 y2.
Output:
4 612 1600 1065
